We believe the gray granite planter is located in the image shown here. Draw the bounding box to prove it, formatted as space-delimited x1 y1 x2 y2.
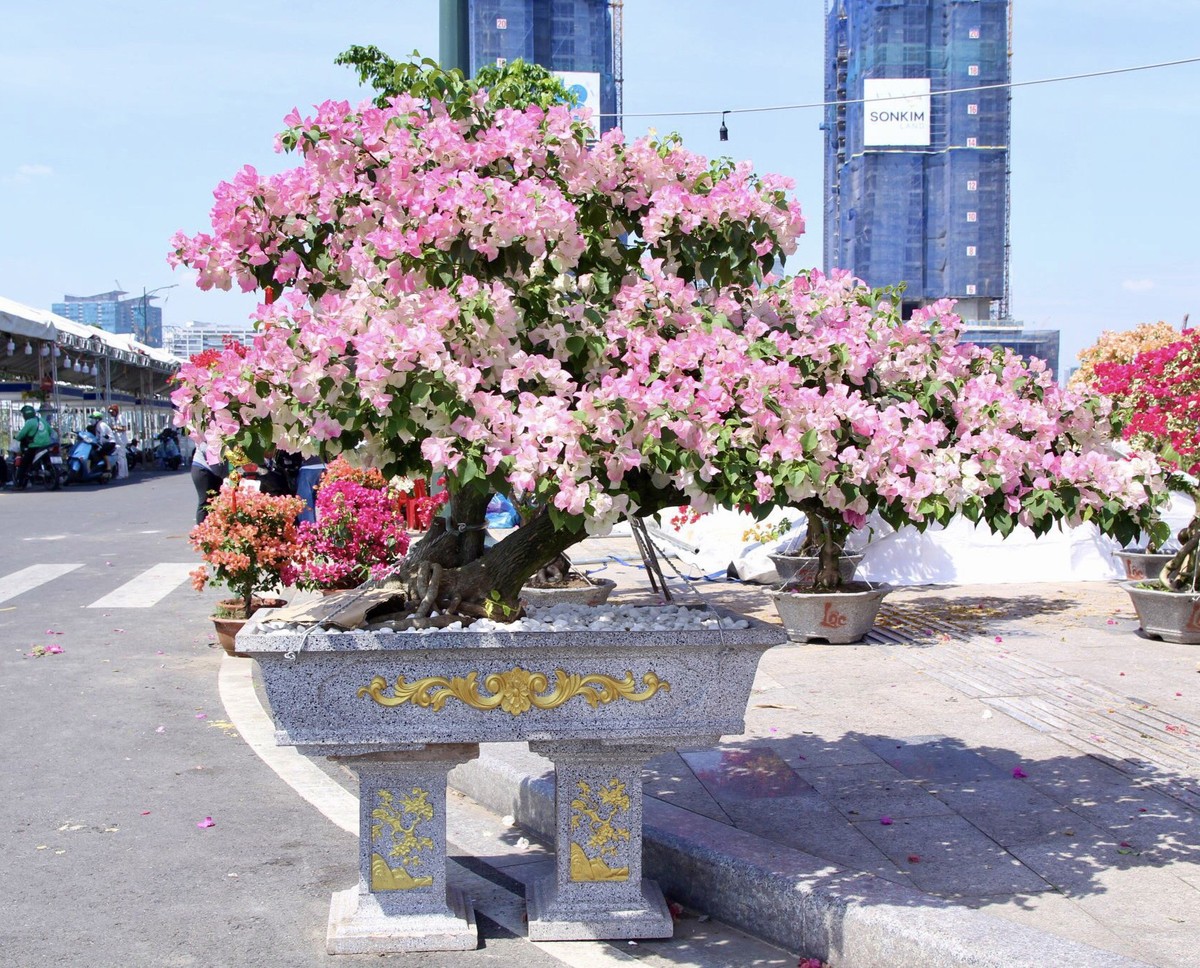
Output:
237 605 785 951
519 577 617 608
769 585 891 644
768 553 862 584
1121 581 1200 644
1113 549 1174 582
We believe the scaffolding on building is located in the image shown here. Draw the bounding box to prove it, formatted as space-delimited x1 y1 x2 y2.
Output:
824 0 1012 323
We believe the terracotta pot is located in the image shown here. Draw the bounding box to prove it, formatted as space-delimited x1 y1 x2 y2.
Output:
769 584 891 644
1121 581 1200 644
768 553 862 584
1113 550 1174 582
212 596 288 657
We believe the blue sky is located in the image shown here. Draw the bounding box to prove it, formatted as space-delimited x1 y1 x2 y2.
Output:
2 1 1196 373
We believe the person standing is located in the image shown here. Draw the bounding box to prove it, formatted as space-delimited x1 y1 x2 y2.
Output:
107 405 130 479
15 405 52 489
190 437 227 523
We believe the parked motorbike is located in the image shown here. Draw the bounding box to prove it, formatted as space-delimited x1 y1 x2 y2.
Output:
156 428 182 470
126 439 144 471
11 443 64 491
64 430 113 485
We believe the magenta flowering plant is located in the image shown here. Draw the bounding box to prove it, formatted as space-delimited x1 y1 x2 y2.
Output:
283 478 411 591
1094 328 1200 587
169 55 1158 616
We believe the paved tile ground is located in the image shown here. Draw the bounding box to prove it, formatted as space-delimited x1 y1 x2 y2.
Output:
565 533 1200 966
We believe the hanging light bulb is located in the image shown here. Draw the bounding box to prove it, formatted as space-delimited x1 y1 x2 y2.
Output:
54 345 61 357
25 342 33 355
90 362 99 376
719 111 729 142
73 359 82 373
40 343 50 357
5 338 13 354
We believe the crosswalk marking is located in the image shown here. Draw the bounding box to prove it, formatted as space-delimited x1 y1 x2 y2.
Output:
87 563 197 609
0 564 84 604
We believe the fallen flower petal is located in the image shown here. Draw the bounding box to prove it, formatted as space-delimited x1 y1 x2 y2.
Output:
879 816 894 826
195 713 207 720
196 817 216 829
1012 767 1028 779
994 635 1003 643
907 854 921 863
1119 841 1132 847
140 811 151 816
45 645 64 654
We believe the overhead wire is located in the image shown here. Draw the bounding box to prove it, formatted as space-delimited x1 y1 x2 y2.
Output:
593 54 1200 121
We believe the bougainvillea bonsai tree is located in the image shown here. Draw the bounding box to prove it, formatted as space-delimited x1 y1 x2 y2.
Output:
169 53 1160 620
1095 327 1200 589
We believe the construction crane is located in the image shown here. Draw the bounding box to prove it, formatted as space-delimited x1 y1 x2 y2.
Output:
610 0 624 125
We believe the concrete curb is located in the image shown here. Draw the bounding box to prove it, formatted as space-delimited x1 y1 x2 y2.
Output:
449 744 1155 968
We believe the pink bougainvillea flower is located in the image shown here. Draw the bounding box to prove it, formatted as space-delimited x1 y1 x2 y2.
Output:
195 713 207 720
140 811 152 816
907 854 921 863
994 635 1004 643
1012 766 1028 779
879 816 893 826
45 644 63 654
196 817 216 828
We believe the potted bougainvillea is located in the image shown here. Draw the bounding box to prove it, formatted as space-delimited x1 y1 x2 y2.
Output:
283 456 437 592
1074 321 1182 581
167 53 1161 949
188 481 305 654
1094 326 1200 642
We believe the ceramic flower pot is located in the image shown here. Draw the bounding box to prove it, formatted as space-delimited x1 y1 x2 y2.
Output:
769 584 891 644
237 604 785 952
519 577 617 608
767 553 862 585
211 596 288 657
1113 550 1174 582
1121 581 1200 644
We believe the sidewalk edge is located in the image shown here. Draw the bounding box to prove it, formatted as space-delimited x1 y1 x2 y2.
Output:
448 745 1154 968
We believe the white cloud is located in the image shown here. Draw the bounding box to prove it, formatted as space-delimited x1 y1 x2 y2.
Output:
1121 279 1156 292
2 163 54 186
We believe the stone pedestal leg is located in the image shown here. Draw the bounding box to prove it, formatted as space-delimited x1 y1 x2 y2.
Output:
326 745 479 954
526 741 673 941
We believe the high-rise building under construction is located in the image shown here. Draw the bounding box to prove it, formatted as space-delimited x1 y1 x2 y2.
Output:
824 0 1011 322
439 0 620 135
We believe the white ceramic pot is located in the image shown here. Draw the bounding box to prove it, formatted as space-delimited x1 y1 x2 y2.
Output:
769 585 891 644
1121 581 1200 644
768 553 862 585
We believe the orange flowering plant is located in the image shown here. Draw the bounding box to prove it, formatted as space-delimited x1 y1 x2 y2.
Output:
189 483 306 618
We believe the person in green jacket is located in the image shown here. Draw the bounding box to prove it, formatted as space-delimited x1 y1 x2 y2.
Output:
15 405 52 489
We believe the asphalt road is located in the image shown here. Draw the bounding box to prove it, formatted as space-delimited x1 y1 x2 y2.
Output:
0 469 793 968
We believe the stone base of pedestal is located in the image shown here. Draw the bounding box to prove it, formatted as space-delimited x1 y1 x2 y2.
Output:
526 876 673 941
326 886 478 954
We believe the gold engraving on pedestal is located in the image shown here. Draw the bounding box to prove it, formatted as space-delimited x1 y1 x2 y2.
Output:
369 787 435 891
568 779 631 882
357 667 670 717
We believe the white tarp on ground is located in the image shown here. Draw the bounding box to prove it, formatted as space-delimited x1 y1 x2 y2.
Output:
654 493 1196 586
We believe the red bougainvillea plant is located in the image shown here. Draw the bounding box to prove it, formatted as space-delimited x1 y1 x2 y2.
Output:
169 53 1159 621
1095 326 1200 588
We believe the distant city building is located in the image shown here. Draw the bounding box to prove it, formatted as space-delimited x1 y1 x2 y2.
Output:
440 0 620 135
824 0 1011 323
162 320 255 361
51 290 164 347
960 325 1060 379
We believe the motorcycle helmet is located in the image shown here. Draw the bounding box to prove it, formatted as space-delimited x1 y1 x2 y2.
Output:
21 405 36 418
88 410 103 421
108 405 119 418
